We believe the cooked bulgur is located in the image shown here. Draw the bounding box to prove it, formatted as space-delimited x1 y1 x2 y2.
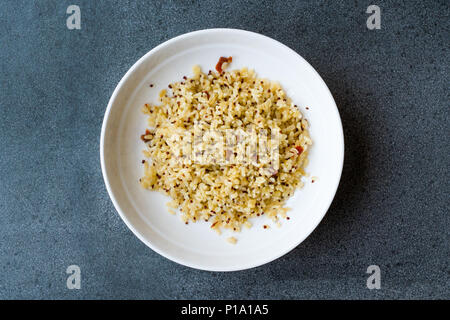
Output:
139 58 312 234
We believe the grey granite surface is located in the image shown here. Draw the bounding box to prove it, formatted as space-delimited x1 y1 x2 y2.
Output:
0 0 448 299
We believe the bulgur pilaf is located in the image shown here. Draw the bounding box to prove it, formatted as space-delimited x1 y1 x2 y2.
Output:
139 58 312 237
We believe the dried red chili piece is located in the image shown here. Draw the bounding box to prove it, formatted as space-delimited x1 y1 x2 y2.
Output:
215 56 232 74
295 146 304 154
140 129 151 142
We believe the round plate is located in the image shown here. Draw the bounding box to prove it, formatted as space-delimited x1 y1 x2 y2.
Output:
100 29 344 271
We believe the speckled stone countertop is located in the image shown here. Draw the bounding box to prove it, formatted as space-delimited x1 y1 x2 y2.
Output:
0 0 448 299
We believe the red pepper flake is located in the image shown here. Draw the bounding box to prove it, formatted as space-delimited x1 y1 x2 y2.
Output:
306 106 309 110
140 129 151 142
215 56 232 74
211 222 218 228
312 179 315 183
263 225 268 229
295 146 304 154
149 84 153 87
286 217 290 220
141 160 145 164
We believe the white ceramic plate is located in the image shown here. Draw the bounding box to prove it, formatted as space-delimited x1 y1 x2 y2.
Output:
100 29 344 271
